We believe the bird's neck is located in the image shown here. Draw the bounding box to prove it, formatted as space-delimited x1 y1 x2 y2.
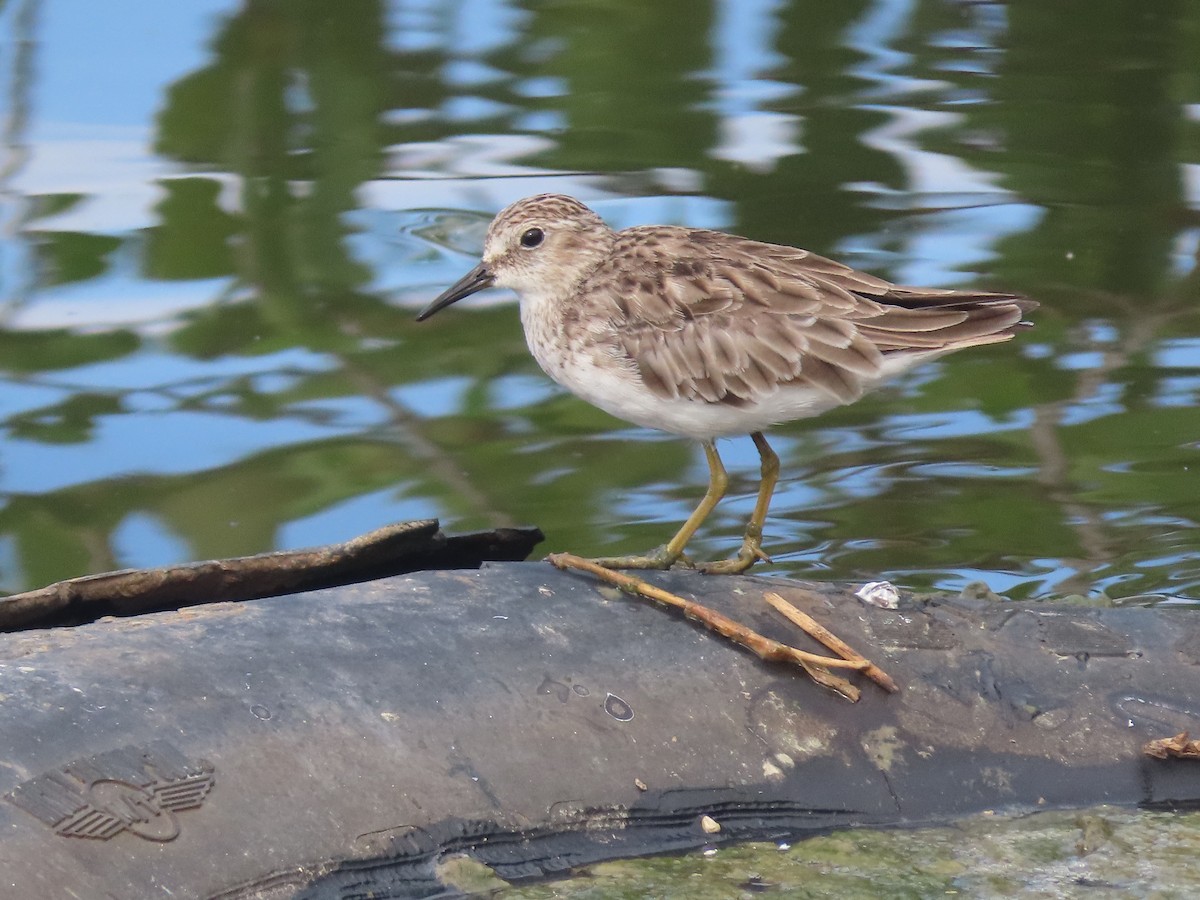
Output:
560 230 616 295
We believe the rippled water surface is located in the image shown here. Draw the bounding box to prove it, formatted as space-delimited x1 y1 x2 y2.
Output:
2 0 1199 607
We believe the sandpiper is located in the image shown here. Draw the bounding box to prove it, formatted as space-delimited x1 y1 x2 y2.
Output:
417 194 1036 574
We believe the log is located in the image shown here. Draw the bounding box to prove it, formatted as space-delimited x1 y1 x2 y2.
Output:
1 561 1198 898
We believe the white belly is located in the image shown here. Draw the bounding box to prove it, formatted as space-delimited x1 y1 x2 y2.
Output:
526 330 842 440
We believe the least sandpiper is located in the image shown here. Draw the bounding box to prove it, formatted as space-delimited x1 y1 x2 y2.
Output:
418 194 1036 574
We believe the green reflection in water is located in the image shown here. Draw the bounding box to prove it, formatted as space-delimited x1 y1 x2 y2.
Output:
0 0 1198 606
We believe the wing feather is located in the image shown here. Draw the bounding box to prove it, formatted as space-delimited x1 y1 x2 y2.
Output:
589 226 1036 408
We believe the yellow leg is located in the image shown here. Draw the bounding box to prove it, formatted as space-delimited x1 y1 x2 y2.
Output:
665 441 729 558
698 431 779 575
590 440 728 570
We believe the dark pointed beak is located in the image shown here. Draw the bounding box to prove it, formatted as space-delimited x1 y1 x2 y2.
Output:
416 262 495 321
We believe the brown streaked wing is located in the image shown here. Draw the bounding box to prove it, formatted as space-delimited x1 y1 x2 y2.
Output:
589 226 1034 407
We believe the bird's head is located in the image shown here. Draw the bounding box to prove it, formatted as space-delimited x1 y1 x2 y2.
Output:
416 194 615 320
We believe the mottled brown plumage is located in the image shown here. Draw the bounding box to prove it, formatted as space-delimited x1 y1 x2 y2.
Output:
590 225 1032 411
418 193 1036 573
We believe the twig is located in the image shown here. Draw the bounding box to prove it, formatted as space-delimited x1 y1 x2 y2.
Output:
1144 731 1200 760
764 591 898 693
547 553 863 701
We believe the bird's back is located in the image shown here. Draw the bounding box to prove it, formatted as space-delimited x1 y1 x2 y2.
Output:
572 226 1036 412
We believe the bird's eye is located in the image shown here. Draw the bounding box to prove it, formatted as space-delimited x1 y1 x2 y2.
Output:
520 227 544 248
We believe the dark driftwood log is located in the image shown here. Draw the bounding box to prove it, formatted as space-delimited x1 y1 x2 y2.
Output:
0 520 543 630
1 561 1197 898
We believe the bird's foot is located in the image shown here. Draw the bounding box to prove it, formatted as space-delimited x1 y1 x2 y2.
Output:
696 541 772 575
583 546 689 571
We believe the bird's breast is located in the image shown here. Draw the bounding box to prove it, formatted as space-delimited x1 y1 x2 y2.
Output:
521 295 622 388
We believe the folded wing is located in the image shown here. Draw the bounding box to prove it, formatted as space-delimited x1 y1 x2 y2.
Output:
595 228 1036 408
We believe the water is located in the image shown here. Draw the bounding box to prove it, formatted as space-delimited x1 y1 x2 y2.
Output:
3 1 1198 605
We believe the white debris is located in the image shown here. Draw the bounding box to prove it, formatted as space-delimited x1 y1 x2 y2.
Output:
856 580 900 609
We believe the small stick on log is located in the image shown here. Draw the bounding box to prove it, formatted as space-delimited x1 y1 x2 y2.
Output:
764 591 898 694
547 553 864 701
